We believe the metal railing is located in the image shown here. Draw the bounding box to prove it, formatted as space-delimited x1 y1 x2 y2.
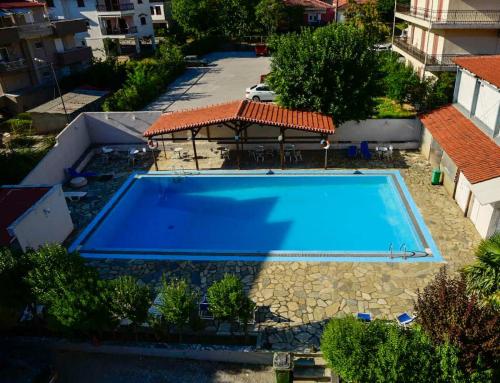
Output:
392 37 468 70
396 4 500 24
96 1 134 12
0 58 27 72
103 25 137 35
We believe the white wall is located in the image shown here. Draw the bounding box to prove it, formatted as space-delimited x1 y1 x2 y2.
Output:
456 70 477 112
475 81 500 134
22 114 91 185
9 185 74 252
455 172 471 212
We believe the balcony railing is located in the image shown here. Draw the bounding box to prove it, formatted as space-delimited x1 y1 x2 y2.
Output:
103 25 137 35
0 58 27 72
96 2 134 12
393 38 464 70
396 4 500 24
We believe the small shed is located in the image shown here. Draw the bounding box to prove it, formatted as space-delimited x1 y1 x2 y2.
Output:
0 185 74 252
28 88 109 134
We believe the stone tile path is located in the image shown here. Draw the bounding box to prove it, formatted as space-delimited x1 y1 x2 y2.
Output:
67 148 481 350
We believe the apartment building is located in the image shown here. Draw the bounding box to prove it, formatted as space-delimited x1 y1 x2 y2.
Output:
0 0 91 113
46 0 156 59
149 0 168 30
392 0 500 77
420 55 500 238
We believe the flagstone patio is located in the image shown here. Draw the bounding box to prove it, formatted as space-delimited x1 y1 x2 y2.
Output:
66 147 481 350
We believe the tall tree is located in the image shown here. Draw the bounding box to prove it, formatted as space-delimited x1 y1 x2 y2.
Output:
344 0 390 43
171 0 219 37
255 0 286 35
267 23 378 124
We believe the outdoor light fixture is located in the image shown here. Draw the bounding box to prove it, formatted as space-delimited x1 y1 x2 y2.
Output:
278 134 283 142
235 135 240 141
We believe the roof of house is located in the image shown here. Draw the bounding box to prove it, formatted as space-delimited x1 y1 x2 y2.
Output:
284 0 333 9
144 100 335 137
453 55 500 90
28 88 109 115
0 186 50 246
0 1 45 8
337 0 371 9
420 104 500 184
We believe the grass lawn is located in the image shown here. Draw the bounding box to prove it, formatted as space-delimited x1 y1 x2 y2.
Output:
373 97 416 119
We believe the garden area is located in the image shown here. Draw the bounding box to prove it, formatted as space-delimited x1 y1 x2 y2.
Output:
0 113 55 185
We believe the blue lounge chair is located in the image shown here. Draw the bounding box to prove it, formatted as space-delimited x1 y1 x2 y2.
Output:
65 167 98 178
396 312 414 326
360 141 371 160
357 312 372 322
347 145 357 158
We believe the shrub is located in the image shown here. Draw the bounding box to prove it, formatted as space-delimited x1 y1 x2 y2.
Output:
415 267 499 375
0 147 52 185
108 276 152 329
155 277 200 341
26 245 113 335
463 233 500 310
207 274 255 334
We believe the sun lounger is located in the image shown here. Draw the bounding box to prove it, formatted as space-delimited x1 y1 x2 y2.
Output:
360 141 372 160
347 145 357 158
64 191 88 201
357 312 372 322
396 312 414 326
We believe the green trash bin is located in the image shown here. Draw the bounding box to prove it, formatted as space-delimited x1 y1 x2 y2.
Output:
431 168 442 185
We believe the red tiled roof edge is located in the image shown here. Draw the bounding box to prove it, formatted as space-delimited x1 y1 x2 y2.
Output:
0 1 45 8
420 104 500 184
453 55 500 90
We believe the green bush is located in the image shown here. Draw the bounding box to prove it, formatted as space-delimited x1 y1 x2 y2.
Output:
155 277 200 341
4 118 32 135
26 245 113 335
0 247 32 311
108 275 152 328
0 147 51 184
207 274 255 335
102 42 184 111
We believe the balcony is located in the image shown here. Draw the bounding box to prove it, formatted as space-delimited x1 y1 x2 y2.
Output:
96 1 135 14
0 58 28 73
396 4 500 29
52 19 88 36
56 46 92 66
103 25 138 36
0 26 20 44
18 22 53 39
392 38 463 71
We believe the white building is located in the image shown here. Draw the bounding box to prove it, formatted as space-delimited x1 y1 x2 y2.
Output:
420 55 500 238
149 0 168 29
45 0 155 59
392 0 500 78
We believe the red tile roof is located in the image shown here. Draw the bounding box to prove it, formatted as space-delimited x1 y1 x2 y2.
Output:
144 100 335 137
284 0 333 9
0 187 50 246
453 55 500 90
0 1 45 8
337 0 371 9
420 105 500 184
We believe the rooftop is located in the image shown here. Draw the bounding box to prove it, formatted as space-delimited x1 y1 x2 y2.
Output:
453 55 500 89
0 1 44 8
0 186 50 246
28 88 109 115
284 0 334 9
420 104 500 184
144 100 335 137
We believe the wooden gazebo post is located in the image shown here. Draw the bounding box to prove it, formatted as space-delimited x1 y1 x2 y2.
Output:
279 128 285 170
191 128 199 170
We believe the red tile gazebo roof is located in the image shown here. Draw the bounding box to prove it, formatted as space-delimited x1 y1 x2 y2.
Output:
144 100 335 137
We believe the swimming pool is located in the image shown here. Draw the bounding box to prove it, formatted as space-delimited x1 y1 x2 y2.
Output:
70 170 442 262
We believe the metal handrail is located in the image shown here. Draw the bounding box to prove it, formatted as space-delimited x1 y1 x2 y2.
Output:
96 2 134 12
0 58 27 71
103 25 137 35
396 4 500 24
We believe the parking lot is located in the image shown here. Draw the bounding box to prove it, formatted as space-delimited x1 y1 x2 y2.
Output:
144 51 271 112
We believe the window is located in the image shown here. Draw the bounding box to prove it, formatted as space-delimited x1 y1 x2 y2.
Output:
155 6 161 15
0 47 9 62
76 0 85 8
138 0 143 3
46 0 54 7
34 41 44 49
150 6 154 14
140 16 146 25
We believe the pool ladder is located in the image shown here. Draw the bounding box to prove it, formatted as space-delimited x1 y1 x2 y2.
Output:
389 243 431 259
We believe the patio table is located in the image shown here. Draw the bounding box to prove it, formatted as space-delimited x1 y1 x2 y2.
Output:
174 147 184 158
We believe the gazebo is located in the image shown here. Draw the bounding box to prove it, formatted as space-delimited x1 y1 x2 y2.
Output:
143 100 335 170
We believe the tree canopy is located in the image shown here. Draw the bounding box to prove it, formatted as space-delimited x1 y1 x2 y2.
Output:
267 23 379 124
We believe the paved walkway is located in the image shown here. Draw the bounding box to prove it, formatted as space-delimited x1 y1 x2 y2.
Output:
68 148 481 350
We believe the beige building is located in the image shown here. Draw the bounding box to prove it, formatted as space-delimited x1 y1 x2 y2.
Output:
392 0 500 77
0 0 91 113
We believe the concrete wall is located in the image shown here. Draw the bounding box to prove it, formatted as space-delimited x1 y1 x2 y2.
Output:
22 114 91 185
475 81 500 135
456 70 476 112
9 185 74 252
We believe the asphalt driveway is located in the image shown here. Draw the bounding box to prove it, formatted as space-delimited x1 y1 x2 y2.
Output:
144 51 271 112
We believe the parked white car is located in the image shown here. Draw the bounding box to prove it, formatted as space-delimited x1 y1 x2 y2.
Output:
245 84 276 102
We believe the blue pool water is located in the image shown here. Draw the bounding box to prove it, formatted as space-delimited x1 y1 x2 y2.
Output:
71 171 441 262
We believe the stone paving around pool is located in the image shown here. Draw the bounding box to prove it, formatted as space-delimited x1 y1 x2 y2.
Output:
65 147 481 350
